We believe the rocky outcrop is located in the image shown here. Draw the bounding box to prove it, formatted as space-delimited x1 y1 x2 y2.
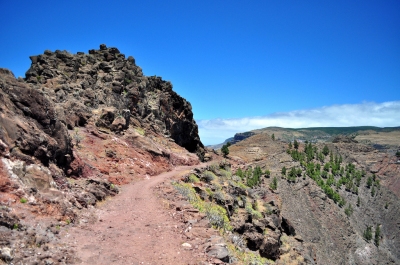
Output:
332 135 358 143
0 44 207 264
232 132 255 144
23 44 204 159
171 162 306 263
0 68 72 170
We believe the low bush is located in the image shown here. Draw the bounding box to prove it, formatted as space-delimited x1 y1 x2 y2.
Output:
202 171 216 182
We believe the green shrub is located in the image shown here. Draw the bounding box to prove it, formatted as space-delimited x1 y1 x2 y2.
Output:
235 168 244 179
219 169 232 178
212 191 225 203
363 226 373 242
187 174 200 183
344 204 353 216
205 204 232 231
20 198 27 203
270 177 278 190
207 163 219 173
202 171 216 182
245 202 262 219
281 166 286 176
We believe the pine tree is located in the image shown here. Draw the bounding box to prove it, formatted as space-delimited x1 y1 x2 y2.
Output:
281 166 287 176
322 145 330 156
221 143 229 157
374 224 381 247
294 139 299 150
363 226 373 242
270 177 278 190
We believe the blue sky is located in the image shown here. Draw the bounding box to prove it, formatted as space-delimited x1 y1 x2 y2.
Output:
1 1 399 144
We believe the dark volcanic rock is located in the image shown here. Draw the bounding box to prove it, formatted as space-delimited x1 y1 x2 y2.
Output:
23 44 205 159
231 132 255 145
332 135 358 143
0 68 73 169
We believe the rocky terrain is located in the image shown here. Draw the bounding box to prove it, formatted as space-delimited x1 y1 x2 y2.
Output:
198 129 400 264
0 45 209 264
1 44 399 265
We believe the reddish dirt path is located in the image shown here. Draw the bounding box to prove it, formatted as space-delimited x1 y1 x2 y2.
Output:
61 164 207 265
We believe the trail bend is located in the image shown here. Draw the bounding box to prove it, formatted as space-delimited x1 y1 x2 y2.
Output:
61 164 208 265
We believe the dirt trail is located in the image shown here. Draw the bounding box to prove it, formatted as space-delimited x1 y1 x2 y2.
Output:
61 164 207 265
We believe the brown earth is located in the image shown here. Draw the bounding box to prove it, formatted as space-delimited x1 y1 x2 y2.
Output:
60 164 210 265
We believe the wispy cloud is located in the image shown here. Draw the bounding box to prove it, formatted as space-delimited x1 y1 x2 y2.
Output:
197 101 400 145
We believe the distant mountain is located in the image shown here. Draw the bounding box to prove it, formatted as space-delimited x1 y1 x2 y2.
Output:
211 126 400 148
207 131 256 149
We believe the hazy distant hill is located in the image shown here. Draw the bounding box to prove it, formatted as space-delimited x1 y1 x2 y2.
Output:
209 126 400 148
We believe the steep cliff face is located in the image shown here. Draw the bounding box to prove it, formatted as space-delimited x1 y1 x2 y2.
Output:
24 44 204 159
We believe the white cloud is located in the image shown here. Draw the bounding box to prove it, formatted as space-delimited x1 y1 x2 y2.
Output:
197 101 400 145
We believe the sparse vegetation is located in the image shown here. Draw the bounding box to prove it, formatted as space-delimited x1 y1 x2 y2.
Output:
221 142 230 157
281 166 287 176
322 145 330 156
245 202 262 220
344 204 353 216
246 166 263 187
374 224 381 247
172 181 231 232
187 174 200 183
73 128 83 148
293 139 299 149
363 225 373 242
270 176 278 190
20 198 27 203
202 171 216 182
134 127 146 136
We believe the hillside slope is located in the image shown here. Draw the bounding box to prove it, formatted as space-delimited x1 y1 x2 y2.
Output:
221 132 400 264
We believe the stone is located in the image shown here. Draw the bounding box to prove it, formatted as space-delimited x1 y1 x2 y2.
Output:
206 245 229 260
181 243 192 248
0 247 13 262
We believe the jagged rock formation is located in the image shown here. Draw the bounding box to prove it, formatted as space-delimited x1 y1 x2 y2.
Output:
24 44 204 159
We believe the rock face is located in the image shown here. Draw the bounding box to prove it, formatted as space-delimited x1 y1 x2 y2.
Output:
24 44 204 159
0 68 72 169
231 132 255 145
